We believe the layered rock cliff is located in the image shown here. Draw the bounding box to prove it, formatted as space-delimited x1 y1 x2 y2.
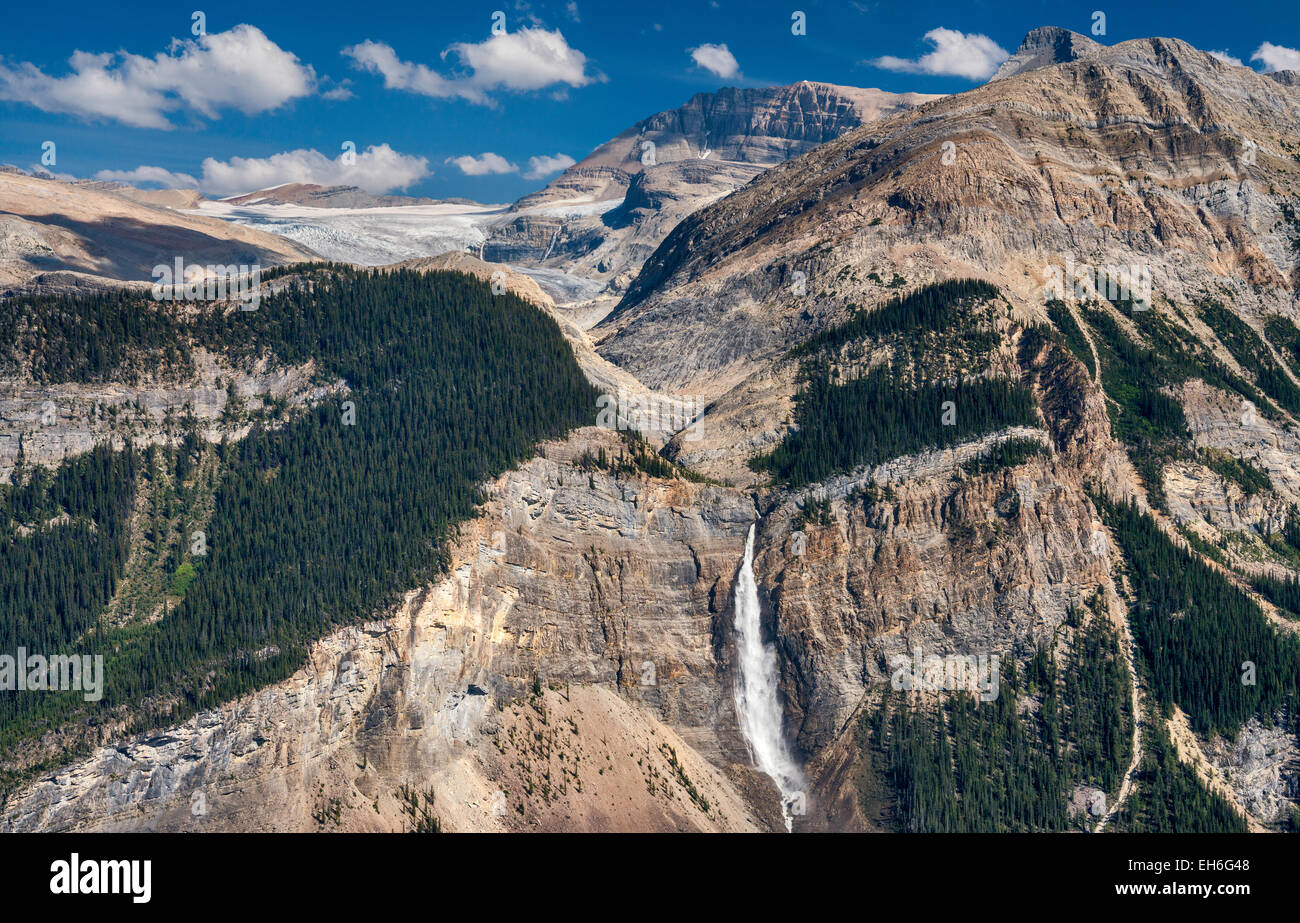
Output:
1 428 773 832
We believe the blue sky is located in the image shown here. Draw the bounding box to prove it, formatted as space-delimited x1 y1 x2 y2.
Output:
1 0 1296 203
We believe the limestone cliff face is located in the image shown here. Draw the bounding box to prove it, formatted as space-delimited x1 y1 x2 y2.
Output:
0 373 1139 833
0 350 331 482
751 450 1118 829
0 429 775 832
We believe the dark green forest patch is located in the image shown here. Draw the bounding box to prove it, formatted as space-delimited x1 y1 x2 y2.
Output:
755 281 1037 487
858 613 1132 832
1096 494 1300 739
0 267 597 774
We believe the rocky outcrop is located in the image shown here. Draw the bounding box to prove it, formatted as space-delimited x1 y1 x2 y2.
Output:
0 350 331 482
991 26 1103 82
0 170 318 293
1204 716 1300 825
755 448 1117 828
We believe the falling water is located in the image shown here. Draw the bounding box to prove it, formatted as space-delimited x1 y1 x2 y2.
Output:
732 523 805 831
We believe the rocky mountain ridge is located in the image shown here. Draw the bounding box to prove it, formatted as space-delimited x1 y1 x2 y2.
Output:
483 81 939 292
0 169 319 294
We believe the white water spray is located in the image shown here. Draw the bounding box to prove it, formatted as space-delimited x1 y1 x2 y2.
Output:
732 523 805 831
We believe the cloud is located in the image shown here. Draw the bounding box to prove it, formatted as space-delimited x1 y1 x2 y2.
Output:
341 41 468 100
1207 50 1245 67
343 28 597 105
870 27 1010 81
99 144 430 197
566 2 580 22
1252 42 1300 73
95 165 200 188
688 43 740 80
444 152 575 180
445 152 518 176
524 153 575 179
0 25 315 129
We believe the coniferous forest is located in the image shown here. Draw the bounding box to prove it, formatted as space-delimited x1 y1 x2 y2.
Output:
753 280 1039 487
0 267 597 766
1095 494 1300 740
860 613 1135 832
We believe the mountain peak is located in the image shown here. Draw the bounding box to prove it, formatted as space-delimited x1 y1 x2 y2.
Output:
991 26 1103 81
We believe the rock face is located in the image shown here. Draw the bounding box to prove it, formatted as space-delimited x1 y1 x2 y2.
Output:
516 82 936 210
0 351 330 482
1204 717 1300 824
991 26 1103 81
0 408 1131 832
482 82 938 291
748 439 1120 827
0 307 1140 831
0 429 773 832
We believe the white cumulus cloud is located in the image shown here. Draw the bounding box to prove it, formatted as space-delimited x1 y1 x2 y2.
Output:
871 27 1010 81
98 144 430 197
1208 50 1245 67
444 151 575 180
343 28 597 105
688 43 740 80
1252 42 1300 73
524 153 576 179
0 25 315 129
445 152 519 176
95 165 200 188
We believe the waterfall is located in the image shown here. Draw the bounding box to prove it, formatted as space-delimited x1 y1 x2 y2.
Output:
732 523 805 831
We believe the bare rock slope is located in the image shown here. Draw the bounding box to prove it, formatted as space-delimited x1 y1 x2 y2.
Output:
0 170 318 293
